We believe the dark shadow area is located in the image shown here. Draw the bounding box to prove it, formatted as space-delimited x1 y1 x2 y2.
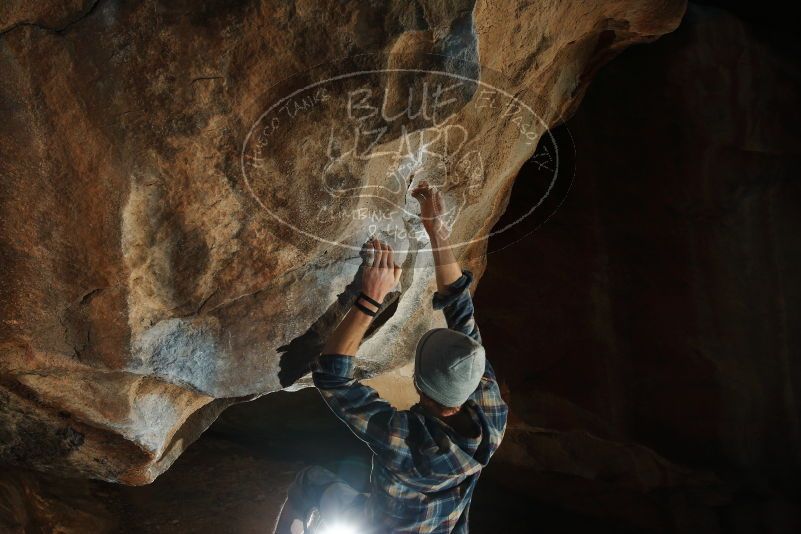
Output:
484 124 576 257
473 3 801 531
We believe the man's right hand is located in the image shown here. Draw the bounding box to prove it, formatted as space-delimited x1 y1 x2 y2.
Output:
412 180 447 239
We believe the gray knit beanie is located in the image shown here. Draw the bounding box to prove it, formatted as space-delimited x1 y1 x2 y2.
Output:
413 328 486 408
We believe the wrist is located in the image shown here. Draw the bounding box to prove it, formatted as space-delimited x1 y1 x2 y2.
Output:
351 302 377 321
360 289 386 304
354 292 381 318
426 226 449 246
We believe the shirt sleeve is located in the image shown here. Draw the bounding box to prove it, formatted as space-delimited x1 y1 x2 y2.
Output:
312 354 411 466
432 270 481 343
468 358 509 436
434 270 508 434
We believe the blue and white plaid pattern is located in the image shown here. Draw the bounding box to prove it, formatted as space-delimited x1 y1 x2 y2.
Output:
313 271 508 533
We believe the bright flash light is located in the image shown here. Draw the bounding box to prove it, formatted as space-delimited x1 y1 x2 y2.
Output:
319 521 358 534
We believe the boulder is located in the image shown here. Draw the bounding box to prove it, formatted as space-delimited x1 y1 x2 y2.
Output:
0 0 685 483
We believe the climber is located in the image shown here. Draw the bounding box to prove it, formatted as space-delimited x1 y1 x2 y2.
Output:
273 181 508 534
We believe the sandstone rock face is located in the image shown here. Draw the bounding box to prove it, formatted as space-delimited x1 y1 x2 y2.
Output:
0 0 684 483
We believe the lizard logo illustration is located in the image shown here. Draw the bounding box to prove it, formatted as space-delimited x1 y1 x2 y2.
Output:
318 98 486 241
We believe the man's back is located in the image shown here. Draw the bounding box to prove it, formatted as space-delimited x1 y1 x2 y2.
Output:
312 269 508 532
367 362 506 532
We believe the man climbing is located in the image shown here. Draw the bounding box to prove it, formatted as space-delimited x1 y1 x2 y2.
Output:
274 181 508 533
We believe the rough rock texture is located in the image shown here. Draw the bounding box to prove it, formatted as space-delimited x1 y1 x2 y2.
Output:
476 4 801 530
0 0 685 483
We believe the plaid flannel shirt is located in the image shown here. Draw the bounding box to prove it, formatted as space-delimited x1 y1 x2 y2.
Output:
312 270 508 533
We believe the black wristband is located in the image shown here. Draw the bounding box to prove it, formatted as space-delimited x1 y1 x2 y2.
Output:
353 301 377 317
358 292 382 308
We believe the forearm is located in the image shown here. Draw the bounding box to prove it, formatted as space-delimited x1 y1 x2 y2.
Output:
428 230 462 293
433 269 482 343
321 306 373 356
